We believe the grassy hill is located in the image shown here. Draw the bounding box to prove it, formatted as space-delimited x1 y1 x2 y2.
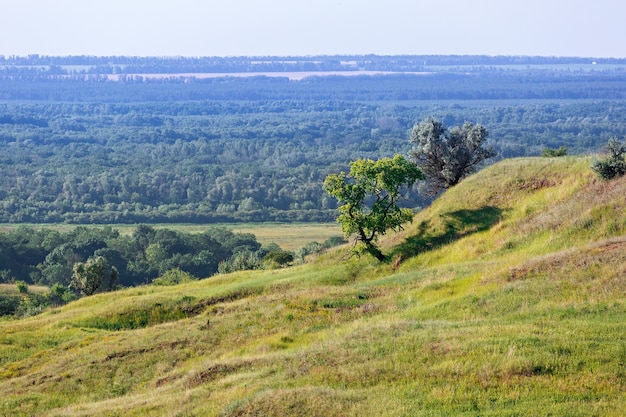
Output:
1 157 624 416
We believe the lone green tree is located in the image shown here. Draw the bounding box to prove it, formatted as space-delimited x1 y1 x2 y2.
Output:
323 155 424 261
409 118 496 195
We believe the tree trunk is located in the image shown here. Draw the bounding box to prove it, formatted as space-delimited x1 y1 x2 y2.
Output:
365 242 387 262
358 229 387 262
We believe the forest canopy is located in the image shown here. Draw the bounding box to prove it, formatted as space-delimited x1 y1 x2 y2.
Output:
1 55 626 223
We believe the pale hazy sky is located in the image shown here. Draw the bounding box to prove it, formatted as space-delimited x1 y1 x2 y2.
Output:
1 0 624 57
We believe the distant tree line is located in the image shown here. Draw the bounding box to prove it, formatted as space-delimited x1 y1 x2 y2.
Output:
2 72 626 102
1 54 625 75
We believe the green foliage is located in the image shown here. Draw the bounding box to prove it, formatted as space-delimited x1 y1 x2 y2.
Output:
0 282 75 317
591 138 626 180
294 237 347 261
324 155 424 261
409 118 496 195
322 236 348 248
70 256 116 296
45 283 76 305
542 146 568 157
0 294 20 316
218 250 263 274
15 281 28 294
152 268 198 286
15 293 48 318
262 250 295 269
0 225 263 305
295 241 323 261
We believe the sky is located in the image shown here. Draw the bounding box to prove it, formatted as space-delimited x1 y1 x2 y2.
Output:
1 0 624 58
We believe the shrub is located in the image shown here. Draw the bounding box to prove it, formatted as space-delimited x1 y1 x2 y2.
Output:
541 146 568 157
295 242 323 261
46 283 76 305
218 250 263 274
0 295 21 316
322 236 348 249
262 250 295 269
15 281 29 294
591 138 626 180
16 293 47 318
152 268 198 286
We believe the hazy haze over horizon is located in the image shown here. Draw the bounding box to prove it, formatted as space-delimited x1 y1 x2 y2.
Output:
1 0 624 58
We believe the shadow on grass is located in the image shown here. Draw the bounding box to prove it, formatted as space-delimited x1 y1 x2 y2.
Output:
391 206 504 261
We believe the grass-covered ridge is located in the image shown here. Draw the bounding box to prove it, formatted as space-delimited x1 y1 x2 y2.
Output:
1 156 625 416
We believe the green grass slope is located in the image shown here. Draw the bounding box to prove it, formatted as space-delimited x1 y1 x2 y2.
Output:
1 157 624 417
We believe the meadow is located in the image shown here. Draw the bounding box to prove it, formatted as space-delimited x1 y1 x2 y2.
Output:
0 156 624 416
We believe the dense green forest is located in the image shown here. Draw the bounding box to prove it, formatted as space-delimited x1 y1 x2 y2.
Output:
0 225 260 285
1 55 626 224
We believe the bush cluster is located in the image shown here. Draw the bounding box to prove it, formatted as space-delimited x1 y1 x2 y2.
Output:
591 138 626 180
0 282 76 318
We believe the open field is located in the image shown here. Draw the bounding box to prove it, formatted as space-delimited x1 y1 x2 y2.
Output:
0 222 343 252
1 157 625 416
229 222 343 250
0 284 48 295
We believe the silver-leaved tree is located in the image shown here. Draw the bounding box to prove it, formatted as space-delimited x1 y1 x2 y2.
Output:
409 118 496 195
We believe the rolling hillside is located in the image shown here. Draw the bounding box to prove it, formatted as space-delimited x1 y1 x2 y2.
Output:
1 156 624 416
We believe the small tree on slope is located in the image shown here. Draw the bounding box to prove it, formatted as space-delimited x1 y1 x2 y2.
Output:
323 155 424 261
